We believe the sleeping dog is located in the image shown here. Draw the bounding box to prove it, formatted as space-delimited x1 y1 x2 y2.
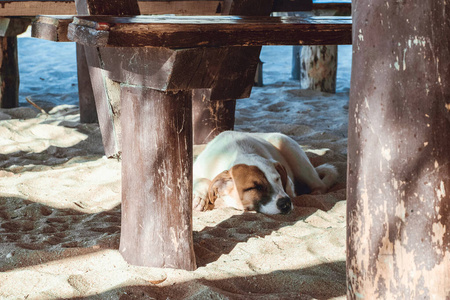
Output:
193 131 338 215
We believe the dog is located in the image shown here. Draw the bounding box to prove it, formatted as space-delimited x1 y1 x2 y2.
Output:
193 131 338 215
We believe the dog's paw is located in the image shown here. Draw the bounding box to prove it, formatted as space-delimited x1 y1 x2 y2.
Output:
193 193 209 211
193 178 211 212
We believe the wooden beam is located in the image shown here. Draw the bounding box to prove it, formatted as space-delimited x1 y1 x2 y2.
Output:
0 0 330 16
68 15 352 48
0 0 223 16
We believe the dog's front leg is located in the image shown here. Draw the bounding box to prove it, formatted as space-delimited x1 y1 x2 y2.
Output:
193 178 212 211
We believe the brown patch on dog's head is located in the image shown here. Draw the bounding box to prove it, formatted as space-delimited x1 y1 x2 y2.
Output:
207 164 272 211
274 162 288 192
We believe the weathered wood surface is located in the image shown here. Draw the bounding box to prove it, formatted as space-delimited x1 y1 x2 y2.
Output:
68 15 352 48
120 86 196 270
347 0 450 298
0 18 29 108
96 46 228 91
31 15 72 41
192 89 236 144
75 0 135 156
0 17 31 36
0 0 222 16
0 0 322 16
76 44 97 123
300 45 337 93
191 0 273 145
0 36 18 108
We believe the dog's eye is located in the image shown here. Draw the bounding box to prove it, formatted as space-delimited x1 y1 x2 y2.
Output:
244 184 263 192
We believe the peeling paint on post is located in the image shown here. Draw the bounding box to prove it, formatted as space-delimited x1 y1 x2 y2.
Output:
348 0 450 298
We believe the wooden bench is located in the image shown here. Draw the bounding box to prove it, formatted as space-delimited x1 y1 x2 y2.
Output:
1 0 350 156
65 13 351 270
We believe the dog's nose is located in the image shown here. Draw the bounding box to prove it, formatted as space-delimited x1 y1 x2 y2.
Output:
277 197 292 214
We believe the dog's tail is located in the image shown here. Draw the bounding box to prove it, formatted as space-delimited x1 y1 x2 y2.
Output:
315 163 339 191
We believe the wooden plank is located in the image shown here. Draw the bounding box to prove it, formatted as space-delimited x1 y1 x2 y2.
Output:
68 15 352 48
120 86 196 270
347 0 450 298
0 1 223 16
0 0 324 16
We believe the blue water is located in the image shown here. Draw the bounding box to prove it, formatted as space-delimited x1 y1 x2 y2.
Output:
18 37 78 107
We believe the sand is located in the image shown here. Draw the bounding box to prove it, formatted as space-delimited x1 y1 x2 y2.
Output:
0 44 350 299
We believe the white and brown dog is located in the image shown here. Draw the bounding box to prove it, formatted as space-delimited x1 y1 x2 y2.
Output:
193 131 338 215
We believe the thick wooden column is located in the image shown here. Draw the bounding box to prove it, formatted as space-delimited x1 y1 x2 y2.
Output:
76 44 97 123
347 0 450 298
0 36 18 108
192 0 274 145
120 86 196 270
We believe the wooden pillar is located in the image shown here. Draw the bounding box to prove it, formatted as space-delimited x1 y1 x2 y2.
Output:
300 45 337 93
192 0 274 145
192 89 236 143
0 17 29 109
76 44 97 123
0 36 18 108
347 0 450 298
120 86 196 270
291 45 301 80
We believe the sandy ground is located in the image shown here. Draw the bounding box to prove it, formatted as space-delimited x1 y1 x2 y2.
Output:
0 45 350 299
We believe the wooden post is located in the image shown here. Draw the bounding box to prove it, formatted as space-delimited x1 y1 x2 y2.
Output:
347 0 450 298
291 45 301 80
0 36 18 108
192 0 275 145
192 89 236 143
0 17 30 108
76 44 97 123
120 86 196 270
300 45 337 93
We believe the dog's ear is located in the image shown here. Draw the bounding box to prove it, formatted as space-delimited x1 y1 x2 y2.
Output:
274 162 288 191
207 170 233 204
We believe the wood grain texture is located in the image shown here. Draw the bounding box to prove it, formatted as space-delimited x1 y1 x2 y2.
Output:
192 89 235 144
69 15 352 48
31 15 72 41
93 46 228 91
191 0 274 145
347 0 450 298
0 36 18 108
120 86 196 270
300 45 337 93
0 17 30 36
0 0 333 16
76 44 98 123
0 1 221 16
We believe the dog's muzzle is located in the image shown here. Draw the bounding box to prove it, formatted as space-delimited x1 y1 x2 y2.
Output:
277 197 292 214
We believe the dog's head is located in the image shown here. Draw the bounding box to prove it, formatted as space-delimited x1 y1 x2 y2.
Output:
207 163 293 215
